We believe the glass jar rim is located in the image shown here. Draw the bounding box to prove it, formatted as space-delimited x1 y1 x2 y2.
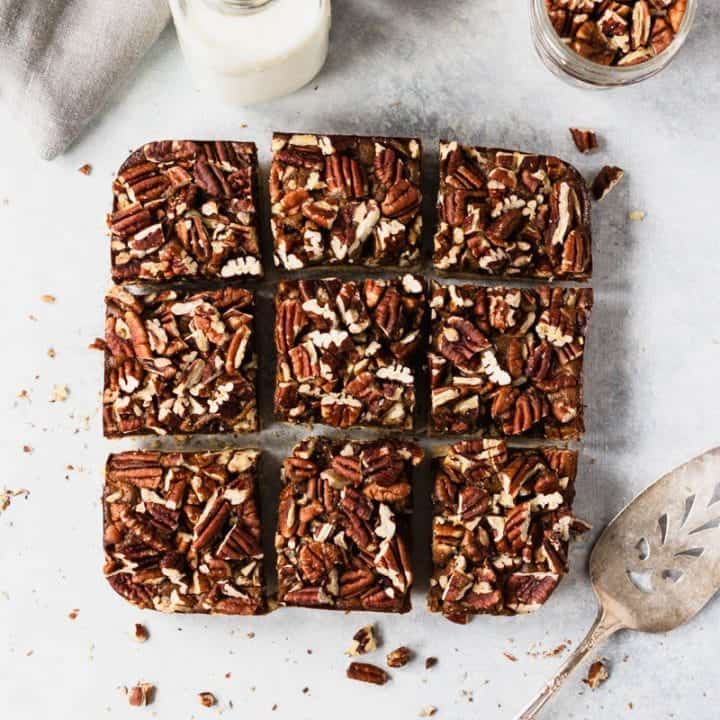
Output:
201 0 274 13
532 0 697 82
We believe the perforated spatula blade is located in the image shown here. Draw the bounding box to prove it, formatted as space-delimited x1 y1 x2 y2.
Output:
517 448 720 719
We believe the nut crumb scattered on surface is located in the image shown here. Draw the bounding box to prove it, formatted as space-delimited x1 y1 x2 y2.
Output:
419 707 437 717
425 657 438 670
591 165 625 201
0 488 30 514
503 652 518 662
22 445 33 454
47 348 56 358
387 646 412 668
50 385 69 402
78 164 92 176
302 687 309 694
198 692 216 707
132 624 149 643
584 660 609 689
88 338 106 351
346 624 377 656
127 683 155 707
272 704 278 711
41 294 56 304
569 127 598 153
246 631 255 639
68 608 79 620
629 210 646 221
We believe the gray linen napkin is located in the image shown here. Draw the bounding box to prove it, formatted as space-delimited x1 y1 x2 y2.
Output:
0 0 169 160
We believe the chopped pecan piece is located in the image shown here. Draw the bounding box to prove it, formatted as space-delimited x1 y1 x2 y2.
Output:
429 282 592 439
387 646 412 668
591 166 625 202
429 440 587 622
132 624 149 643
276 437 422 613
346 625 378 656
346 662 389 686
103 449 265 615
271 133 422 270
127 683 155 707
198 692 217 707
544 0 687 66
569 128 598 154
433 142 592 280
103 286 257 437
274 276 425 430
107 140 262 283
584 660 610 689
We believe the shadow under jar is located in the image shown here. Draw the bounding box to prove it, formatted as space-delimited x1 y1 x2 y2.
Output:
530 0 697 88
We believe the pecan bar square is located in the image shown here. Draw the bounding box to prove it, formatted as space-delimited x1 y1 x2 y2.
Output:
429 282 593 439
433 142 591 280
275 275 426 429
103 285 257 437
107 140 262 283
103 449 265 615
276 436 422 612
429 440 588 622
270 132 422 270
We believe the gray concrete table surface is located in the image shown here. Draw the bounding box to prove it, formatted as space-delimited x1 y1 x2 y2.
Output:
1 1 719 718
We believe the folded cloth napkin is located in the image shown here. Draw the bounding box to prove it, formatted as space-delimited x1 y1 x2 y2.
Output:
0 0 169 159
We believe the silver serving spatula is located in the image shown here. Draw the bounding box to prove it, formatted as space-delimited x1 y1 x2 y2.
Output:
518 448 720 719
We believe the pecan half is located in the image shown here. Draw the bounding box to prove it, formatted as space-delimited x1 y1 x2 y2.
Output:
346 662 389 686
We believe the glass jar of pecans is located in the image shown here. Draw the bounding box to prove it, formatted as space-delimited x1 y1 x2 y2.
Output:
530 0 697 88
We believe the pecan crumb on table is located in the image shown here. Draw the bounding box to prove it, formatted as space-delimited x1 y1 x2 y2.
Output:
346 625 378 656
103 449 265 615
271 132 422 270
592 166 625 201
103 286 257 437
107 140 262 283
545 0 688 67
429 281 592 439
132 623 149 643
274 275 425 430
386 646 412 668
569 127 598 154
276 437 422 613
429 440 590 623
584 659 610 689
127 683 155 707
433 142 592 280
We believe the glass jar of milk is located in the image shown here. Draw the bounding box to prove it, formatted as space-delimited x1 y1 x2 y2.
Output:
169 0 331 105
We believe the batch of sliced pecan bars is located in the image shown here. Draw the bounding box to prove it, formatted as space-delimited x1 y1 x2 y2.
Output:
102 134 593 623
